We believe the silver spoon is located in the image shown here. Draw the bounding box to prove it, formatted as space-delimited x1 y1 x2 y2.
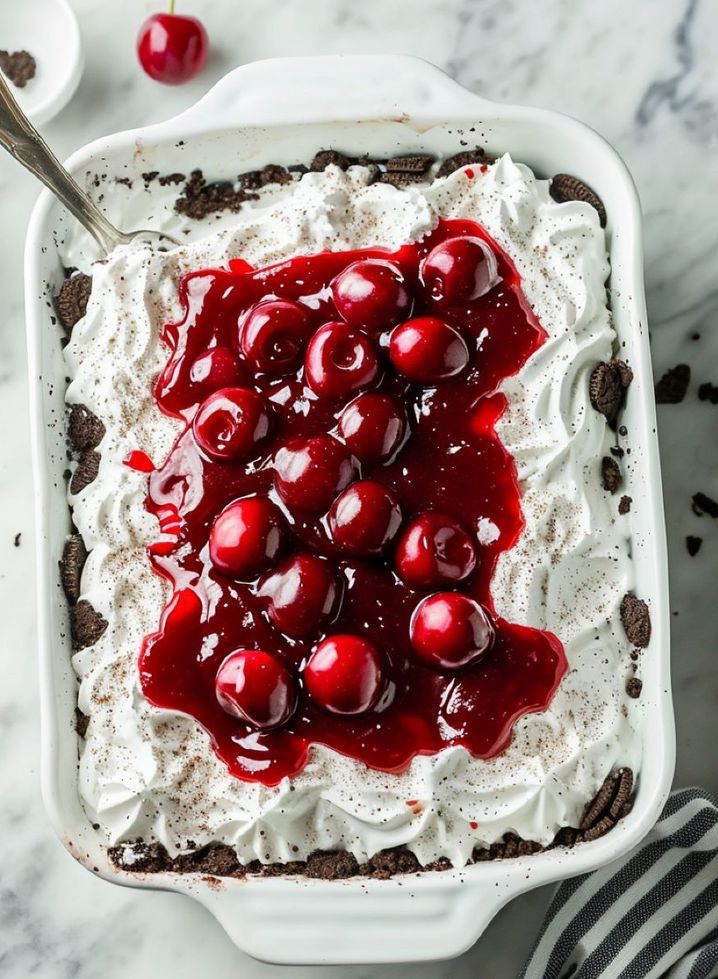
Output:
0 73 178 254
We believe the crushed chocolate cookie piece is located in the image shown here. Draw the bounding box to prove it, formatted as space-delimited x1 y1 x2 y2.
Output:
60 533 87 605
68 404 105 452
618 495 632 514
424 856 453 872
288 163 309 177
0 49 36 88
362 848 421 879
655 364 690 404
71 599 108 650
692 492 718 518
580 768 633 834
626 677 643 699
114 177 132 188
386 154 434 174
141 171 160 183
581 815 616 842
698 382 718 404
610 445 625 458
620 594 651 648
239 170 263 190
379 171 424 188
259 164 292 186
552 826 579 848
70 450 100 494
172 843 241 876
256 860 306 877
13 532 21 547
55 273 92 335
589 360 633 424
109 841 171 873
436 150 486 178
550 173 607 227
74 707 90 738
310 149 351 171
304 850 358 880
174 169 258 220
158 172 185 186
686 535 703 556
601 456 622 493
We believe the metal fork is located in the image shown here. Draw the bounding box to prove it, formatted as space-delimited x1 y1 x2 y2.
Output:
0 73 177 254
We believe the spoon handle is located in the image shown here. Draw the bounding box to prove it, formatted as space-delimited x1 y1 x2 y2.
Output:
0 74 127 253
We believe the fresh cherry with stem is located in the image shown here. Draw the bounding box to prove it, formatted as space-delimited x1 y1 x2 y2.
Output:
137 0 209 85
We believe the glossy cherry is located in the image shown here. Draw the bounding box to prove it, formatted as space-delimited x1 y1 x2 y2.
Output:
331 259 412 333
192 387 271 462
274 434 354 512
304 634 384 715
410 592 495 670
395 513 478 589
389 316 469 384
136 6 209 85
337 392 408 464
209 496 286 579
259 554 340 638
420 236 499 306
189 347 248 397
327 480 402 556
239 299 313 376
304 321 380 399
215 649 297 730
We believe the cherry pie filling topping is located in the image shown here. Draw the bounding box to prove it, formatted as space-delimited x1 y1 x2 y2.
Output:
136 219 567 785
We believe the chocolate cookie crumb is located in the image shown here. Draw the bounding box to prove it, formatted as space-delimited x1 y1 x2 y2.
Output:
259 164 292 186
550 173 607 227
589 360 633 424
698 382 718 404
0 50 36 88
13 532 21 547
655 364 690 404
620 593 651 648
618 495 632 515
436 150 487 178
71 599 108 650
60 533 87 605
174 170 259 220
74 707 90 738
55 273 92 335
70 450 100 495
601 456 622 493
610 445 625 458
580 768 633 835
68 404 105 452
310 150 351 171
686 535 703 556
361 848 421 879
141 171 160 183
172 843 241 876
386 154 434 174
109 841 170 873
158 172 185 186
379 171 425 188
305 850 359 880
626 677 643 699
692 492 718 518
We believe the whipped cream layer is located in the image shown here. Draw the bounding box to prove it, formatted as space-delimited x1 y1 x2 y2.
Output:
63 155 642 868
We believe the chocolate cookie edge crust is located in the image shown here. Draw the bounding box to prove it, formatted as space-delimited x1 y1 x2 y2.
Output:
107 768 635 880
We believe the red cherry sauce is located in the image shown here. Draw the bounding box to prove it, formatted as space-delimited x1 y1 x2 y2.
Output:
139 219 567 785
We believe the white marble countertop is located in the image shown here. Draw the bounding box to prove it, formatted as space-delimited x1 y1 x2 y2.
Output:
1 0 717 975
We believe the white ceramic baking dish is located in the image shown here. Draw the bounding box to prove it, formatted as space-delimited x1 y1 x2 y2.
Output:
25 55 674 966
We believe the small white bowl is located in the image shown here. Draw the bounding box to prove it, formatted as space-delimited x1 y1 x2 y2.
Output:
0 0 82 125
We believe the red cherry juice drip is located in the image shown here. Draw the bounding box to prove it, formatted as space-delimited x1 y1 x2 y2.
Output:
139 219 567 785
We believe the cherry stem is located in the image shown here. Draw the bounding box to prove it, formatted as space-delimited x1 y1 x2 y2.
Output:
168 0 176 12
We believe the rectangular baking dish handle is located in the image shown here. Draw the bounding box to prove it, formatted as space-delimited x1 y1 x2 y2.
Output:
151 54 503 136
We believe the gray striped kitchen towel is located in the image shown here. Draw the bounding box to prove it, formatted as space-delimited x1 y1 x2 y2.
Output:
521 789 718 979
